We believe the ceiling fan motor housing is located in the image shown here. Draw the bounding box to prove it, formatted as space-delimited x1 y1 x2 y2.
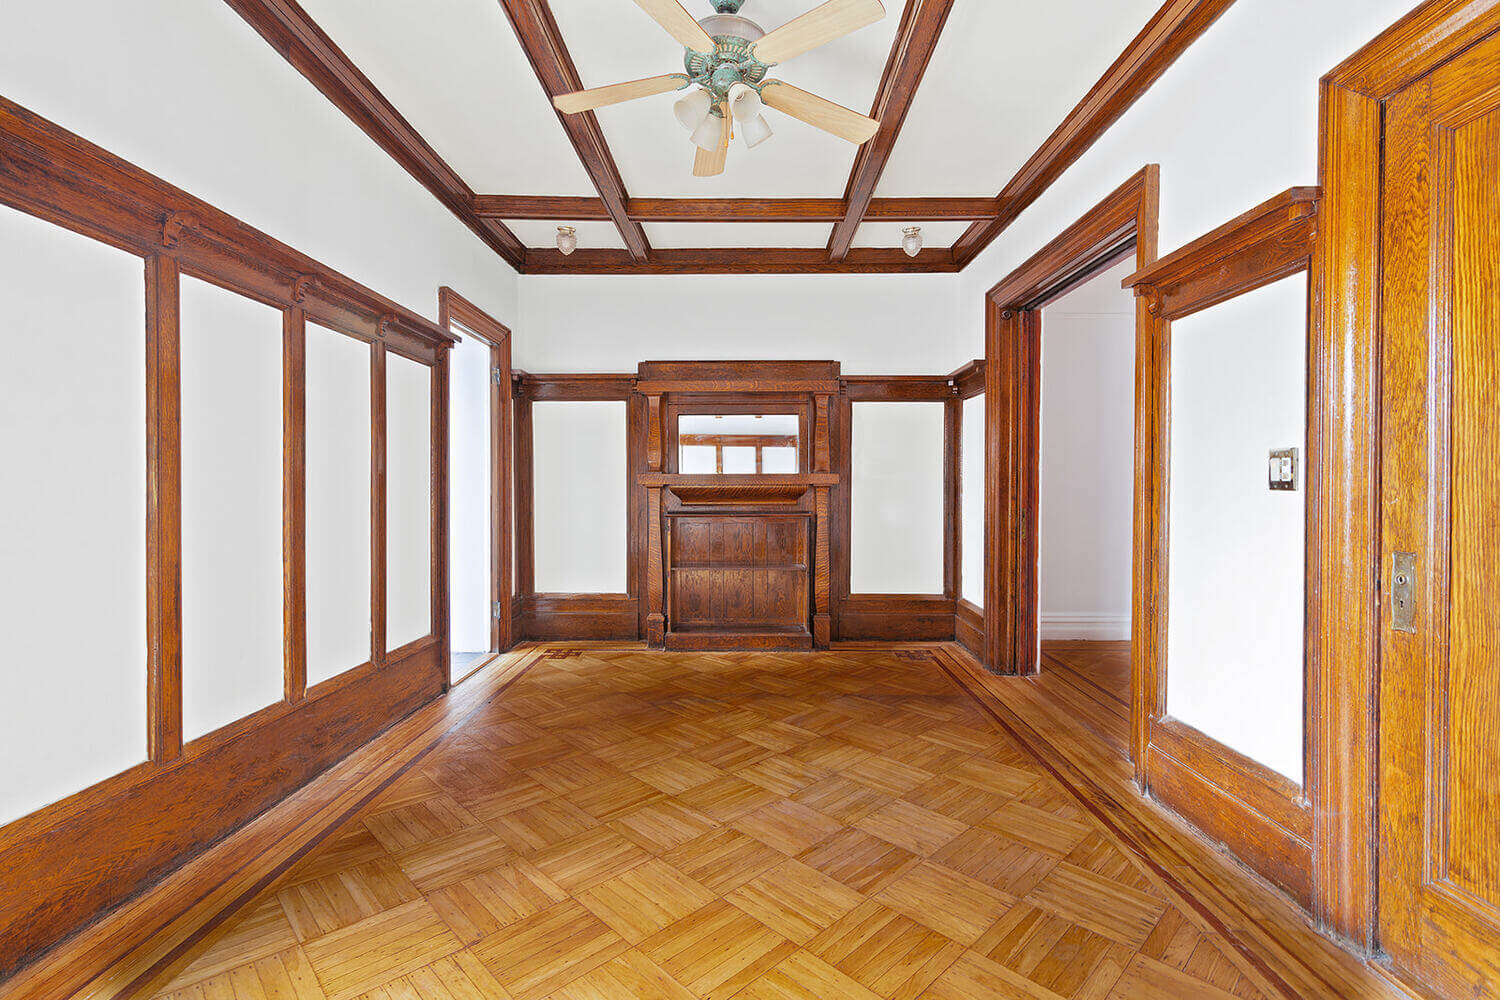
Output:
685 12 772 112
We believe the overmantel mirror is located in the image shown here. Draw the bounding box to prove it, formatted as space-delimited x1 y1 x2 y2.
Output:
674 412 802 474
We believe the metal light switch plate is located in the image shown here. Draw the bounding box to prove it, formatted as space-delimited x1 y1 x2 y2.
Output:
1268 448 1299 491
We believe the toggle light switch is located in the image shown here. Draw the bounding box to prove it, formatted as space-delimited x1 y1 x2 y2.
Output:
1268 448 1299 491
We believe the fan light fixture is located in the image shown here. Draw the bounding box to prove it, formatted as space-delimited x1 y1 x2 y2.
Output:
901 226 923 258
550 0 887 177
556 226 578 255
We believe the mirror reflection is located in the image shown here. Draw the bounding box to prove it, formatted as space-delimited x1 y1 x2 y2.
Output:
678 413 799 474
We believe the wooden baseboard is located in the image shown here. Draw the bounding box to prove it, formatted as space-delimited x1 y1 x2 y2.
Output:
955 598 984 659
0 639 448 985
1145 717 1313 907
0 647 550 1000
837 594 956 641
517 593 640 641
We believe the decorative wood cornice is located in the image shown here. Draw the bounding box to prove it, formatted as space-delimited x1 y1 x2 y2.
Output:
827 0 958 260
222 0 525 270
952 0 1238 268
494 0 651 261
472 195 1001 223
1123 187 1320 320
523 246 959 275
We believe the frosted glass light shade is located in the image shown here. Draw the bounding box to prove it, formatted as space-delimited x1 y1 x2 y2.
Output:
902 226 923 258
741 113 773 149
691 113 724 151
727 82 762 122
674 89 713 131
556 226 577 255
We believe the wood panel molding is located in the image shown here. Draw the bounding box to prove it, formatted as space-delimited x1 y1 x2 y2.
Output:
473 195 1002 223
983 167 1160 691
521 246 960 274
954 0 1237 268
1123 187 1321 319
826 0 959 259
494 0 650 260
1146 718 1314 907
222 0 524 269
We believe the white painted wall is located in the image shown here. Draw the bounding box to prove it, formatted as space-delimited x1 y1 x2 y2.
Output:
956 0 1415 776
305 324 373 686
961 394 986 608
0 207 148 828
517 274 963 374
387 354 433 650
1038 262 1136 641
1167 276 1308 782
850 402 947 595
449 331 493 657
179 277 285 743
0 0 518 331
532 402 629 594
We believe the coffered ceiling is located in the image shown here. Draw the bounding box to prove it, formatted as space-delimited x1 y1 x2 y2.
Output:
230 0 1236 273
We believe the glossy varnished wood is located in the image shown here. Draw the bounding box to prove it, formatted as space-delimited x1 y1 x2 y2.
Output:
53 643 1397 1000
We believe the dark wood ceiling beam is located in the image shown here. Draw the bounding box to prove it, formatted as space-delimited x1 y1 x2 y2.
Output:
223 0 525 270
951 0 1238 268
826 0 958 261
523 246 959 275
472 195 1000 223
494 0 650 261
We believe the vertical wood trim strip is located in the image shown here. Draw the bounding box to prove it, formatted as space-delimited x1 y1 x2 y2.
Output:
983 300 1005 673
432 351 451 686
1015 309 1042 675
1131 166 1164 782
370 338 387 665
513 395 534 601
283 308 308 703
145 254 183 762
494 338 514 652
1309 79 1382 949
948 395 962 605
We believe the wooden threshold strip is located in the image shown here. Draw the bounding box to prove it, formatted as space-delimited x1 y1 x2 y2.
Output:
0 647 552 1000
929 644 1413 1000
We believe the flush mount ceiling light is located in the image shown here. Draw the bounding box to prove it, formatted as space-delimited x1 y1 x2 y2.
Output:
556 226 578 255
553 0 886 177
901 226 923 258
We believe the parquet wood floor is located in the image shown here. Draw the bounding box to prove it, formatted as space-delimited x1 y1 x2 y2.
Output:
144 647 1274 1000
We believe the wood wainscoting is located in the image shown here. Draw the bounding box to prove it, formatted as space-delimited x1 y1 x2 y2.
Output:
0 98 456 977
1144 719 1314 907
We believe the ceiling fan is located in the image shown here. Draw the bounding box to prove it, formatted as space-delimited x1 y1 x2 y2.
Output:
553 0 886 177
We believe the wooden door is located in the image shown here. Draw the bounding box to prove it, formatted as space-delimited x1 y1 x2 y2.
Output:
1378 29 1500 999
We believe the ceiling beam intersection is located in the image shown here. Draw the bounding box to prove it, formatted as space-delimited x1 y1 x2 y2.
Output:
826 0 958 261
222 0 526 270
495 0 651 261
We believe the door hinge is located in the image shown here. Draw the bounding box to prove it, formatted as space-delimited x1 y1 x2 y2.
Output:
492 368 506 386
493 601 505 619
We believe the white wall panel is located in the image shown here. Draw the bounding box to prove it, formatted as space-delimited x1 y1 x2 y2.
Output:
850 402 945 595
180 277 285 742
1166 276 1307 782
532 402 627 594
386 353 432 650
0 206 146 826
306 324 371 684
449 331 492 657
961 394 985 607
1037 262 1135 640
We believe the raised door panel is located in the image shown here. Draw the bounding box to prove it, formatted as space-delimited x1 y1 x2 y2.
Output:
1378 31 1500 999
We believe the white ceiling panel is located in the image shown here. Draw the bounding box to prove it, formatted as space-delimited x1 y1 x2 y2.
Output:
550 0 909 198
296 0 598 196
851 220 971 250
875 0 1164 198
643 222 833 248
505 219 628 250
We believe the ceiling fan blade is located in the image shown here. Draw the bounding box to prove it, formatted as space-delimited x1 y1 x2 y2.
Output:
630 0 717 53
553 74 688 114
753 0 885 65
694 105 731 177
760 81 880 144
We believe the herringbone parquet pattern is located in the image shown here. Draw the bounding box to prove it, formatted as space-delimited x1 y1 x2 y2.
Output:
149 648 1269 1000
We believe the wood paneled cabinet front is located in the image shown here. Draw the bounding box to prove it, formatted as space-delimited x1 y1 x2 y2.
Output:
667 512 811 646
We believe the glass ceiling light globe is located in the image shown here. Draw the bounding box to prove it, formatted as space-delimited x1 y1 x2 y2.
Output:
674 88 713 131
901 226 923 258
727 82 763 122
740 113 773 149
556 226 577 256
690 113 723 152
